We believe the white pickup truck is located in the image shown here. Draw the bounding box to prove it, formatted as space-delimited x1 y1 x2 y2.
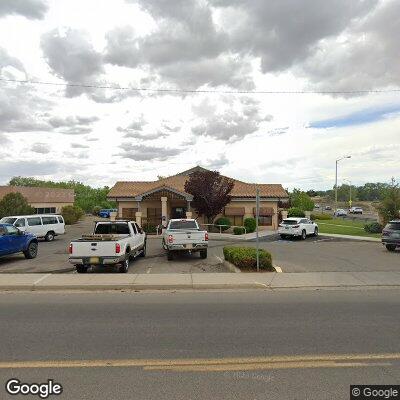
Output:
162 219 208 261
68 220 146 273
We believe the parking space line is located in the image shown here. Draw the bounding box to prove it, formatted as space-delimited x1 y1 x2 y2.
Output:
33 274 51 285
146 267 152 274
215 256 223 263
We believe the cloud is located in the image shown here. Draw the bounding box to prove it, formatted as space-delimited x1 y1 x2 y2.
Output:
47 115 98 135
117 143 182 161
63 150 89 159
0 0 48 20
105 1 254 89
212 0 377 72
162 123 181 133
121 131 168 140
71 143 89 149
31 143 50 154
41 28 104 97
203 154 229 170
191 97 269 142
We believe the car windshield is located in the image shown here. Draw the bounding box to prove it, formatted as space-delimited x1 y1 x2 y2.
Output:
169 220 198 230
0 217 17 224
281 220 299 225
386 222 400 230
95 223 130 235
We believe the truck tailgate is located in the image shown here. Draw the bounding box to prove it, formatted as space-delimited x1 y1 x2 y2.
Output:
169 231 207 244
70 240 120 258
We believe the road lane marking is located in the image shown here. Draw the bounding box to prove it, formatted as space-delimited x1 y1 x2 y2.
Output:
1 353 399 371
274 266 283 273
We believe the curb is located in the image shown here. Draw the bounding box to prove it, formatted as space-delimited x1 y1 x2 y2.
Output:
223 260 241 273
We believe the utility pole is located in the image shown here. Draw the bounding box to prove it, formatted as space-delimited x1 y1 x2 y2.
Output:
256 187 260 272
335 156 351 213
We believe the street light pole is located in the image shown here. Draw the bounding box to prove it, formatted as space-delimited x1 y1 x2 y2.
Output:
256 187 260 272
335 156 351 213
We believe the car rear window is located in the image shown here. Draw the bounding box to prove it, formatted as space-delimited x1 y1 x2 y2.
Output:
386 222 400 230
0 217 17 224
27 217 42 226
281 220 299 225
169 220 198 230
42 216 58 225
95 223 130 235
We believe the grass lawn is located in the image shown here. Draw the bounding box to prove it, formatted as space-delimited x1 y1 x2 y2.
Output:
315 218 381 238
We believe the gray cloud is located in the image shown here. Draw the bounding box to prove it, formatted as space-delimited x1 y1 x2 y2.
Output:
48 115 98 135
212 0 377 72
31 143 50 154
63 150 89 159
162 123 180 132
121 131 168 140
71 143 89 149
105 1 253 89
299 0 400 93
41 28 104 97
0 0 48 20
203 154 229 170
117 143 181 161
191 97 269 142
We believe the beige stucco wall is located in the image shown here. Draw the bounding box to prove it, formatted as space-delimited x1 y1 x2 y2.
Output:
117 198 279 230
30 202 74 213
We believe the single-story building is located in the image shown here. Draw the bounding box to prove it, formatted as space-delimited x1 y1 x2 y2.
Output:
0 186 74 214
108 166 289 230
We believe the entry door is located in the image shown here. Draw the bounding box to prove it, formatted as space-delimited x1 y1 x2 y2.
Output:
171 207 186 219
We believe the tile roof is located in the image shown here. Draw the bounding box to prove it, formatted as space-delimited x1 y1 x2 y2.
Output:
108 169 288 199
0 186 75 203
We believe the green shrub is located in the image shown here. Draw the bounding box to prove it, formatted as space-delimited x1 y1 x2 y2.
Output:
244 217 256 233
287 207 305 217
223 246 273 271
62 205 84 225
310 213 333 221
214 217 231 231
364 222 383 233
233 226 246 235
143 224 157 234
92 206 101 216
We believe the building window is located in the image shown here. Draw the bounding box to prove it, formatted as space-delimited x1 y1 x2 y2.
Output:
36 207 56 214
258 216 272 226
121 208 137 219
226 215 244 226
146 208 162 226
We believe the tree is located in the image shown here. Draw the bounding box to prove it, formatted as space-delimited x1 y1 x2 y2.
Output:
378 178 400 224
0 193 35 218
184 170 234 223
290 189 314 211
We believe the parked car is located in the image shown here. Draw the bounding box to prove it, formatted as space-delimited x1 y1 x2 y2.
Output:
335 209 347 217
324 205 332 210
0 223 38 259
278 218 319 240
314 204 320 209
349 207 363 214
382 220 400 252
0 214 65 242
98 209 118 218
68 220 146 273
162 219 208 261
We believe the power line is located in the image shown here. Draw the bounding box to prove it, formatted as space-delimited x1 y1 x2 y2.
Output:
1 77 400 95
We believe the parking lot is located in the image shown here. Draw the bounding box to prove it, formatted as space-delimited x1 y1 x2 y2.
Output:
0 217 398 274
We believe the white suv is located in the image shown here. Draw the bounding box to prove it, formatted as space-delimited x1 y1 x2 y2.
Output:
278 218 319 240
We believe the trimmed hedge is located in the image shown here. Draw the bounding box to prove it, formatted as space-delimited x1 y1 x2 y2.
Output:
287 207 305 217
214 217 231 231
223 246 273 271
310 213 333 221
61 205 84 225
143 224 157 234
233 226 246 235
244 217 256 233
364 222 383 234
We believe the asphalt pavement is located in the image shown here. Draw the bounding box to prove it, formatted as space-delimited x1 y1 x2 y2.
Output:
0 290 399 399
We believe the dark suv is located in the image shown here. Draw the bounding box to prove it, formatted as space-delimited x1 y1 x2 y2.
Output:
382 220 400 251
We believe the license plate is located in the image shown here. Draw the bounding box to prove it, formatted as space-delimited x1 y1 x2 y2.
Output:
89 257 99 264
186 244 193 249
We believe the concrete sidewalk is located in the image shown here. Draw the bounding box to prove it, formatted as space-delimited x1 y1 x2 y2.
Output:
1 271 400 291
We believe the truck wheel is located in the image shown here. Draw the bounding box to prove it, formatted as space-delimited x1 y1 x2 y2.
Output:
301 230 307 240
119 257 129 273
200 249 207 259
140 242 146 257
23 241 38 259
167 251 173 261
386 244 397 252
45 231 55 242
280 234 287 239
76 265 88 273
313 227 319 237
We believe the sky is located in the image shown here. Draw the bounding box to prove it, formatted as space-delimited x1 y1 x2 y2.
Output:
0 0 399 190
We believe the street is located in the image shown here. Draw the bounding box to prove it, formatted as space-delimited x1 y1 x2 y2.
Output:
0 289 399 399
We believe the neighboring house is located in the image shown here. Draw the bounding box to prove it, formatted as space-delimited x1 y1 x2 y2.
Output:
0 186 74 214
108 166 289 230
